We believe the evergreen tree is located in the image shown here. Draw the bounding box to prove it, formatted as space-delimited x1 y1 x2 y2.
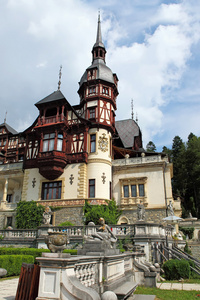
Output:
162 146 172 162
171 136 187 198
146 141 156 152
185 134 200 217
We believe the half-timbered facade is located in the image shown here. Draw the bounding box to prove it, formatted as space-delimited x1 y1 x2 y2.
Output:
0 16 181 228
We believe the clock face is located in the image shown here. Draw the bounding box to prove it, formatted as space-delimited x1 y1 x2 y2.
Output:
98 134 108 152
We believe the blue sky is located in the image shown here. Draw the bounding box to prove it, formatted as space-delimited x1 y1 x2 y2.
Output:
0 0 200 151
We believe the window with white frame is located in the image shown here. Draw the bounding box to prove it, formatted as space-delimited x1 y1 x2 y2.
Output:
120 178 147 203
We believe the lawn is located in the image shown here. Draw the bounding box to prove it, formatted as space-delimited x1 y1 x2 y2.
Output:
158 279 200 284
135 286 200 300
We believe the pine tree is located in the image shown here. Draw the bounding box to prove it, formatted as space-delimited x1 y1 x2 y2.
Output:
185 134 200 217
171 136 187 198
146 141 156 152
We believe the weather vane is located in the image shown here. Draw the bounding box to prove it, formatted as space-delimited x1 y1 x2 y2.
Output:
58 65 62 90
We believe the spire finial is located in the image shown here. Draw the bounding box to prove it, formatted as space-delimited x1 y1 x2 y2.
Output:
4 111 7 123
131 99 134 120
136 112 138 123
58 65 62 90
98 9 100 22
96 10 102 44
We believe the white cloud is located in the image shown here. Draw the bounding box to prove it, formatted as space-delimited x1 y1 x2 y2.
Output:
0 0 200 151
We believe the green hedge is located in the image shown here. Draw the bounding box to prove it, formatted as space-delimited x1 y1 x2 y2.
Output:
0 255 34 277
0 247 77 261
163 259 190 280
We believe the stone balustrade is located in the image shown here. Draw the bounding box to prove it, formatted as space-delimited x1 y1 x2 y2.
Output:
74 262 96 287
112 154 168 167
0 223 171 241
0 229 37 239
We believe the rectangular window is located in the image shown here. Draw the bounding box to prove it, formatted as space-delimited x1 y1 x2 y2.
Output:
109 181 112 200
139 184 145 197
57 133 63 151
123 185 129 198
90 134 96 153
89 108 96 119
43 133 55 152
6 194 12 203
131 185 137 197
7 217 13 227
102 87 109 95
89 179 95 198
42 181 62 200
89 86 96 94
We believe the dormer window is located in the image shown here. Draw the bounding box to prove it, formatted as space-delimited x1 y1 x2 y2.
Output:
88 69 96 81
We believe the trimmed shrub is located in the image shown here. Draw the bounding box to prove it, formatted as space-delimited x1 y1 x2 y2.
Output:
179 227 194 239
0 247 77 261
0 255 34 276
58 221 74 226
163 259 190 280
188 260 200 279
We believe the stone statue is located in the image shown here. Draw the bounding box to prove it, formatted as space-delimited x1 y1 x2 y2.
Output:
79 218 119 255
167 200 174 216
43 206 52 225
92 217 117 246
85 218 117 248
137 201 145 221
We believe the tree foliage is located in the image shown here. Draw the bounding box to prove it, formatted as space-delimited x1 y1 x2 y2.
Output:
162 146 172 162
83 199 121 225
16 201 44 229
165 133 200 218
146 141 156 152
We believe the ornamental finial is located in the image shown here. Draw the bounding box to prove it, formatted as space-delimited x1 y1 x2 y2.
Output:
4 111 7 123
58 65 62 90
131 99 134 120
98 9 100 22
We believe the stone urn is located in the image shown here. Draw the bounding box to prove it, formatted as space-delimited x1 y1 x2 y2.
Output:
45 231 68 253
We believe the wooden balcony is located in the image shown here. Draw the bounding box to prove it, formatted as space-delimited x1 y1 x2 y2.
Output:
37 150 67 180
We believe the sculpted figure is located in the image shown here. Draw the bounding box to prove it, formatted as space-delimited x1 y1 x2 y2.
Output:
90 218 117 247
43 206 52 225
167 200 174 216
137 201 145 221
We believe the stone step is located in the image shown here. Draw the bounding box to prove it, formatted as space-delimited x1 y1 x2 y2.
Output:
131 295 156 300
113 281 138 300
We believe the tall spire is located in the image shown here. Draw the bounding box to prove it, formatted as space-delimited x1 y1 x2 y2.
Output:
94 12 104 47
92 12 106 62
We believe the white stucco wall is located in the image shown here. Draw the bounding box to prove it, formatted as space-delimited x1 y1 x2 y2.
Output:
113 157 172 209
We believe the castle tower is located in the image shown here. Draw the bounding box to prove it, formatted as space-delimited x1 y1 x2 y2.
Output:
78 15 119 201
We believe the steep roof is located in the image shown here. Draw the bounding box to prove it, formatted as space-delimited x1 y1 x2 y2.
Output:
0 122 18 135
35 90 66 107
115 119 141 149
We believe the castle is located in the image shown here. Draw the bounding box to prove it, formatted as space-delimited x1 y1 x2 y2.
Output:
0 16 181 228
